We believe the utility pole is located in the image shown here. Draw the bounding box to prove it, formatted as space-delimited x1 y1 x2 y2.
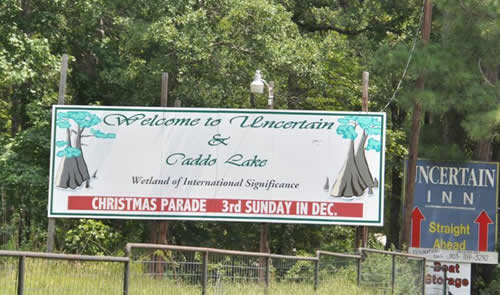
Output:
402 0 432 247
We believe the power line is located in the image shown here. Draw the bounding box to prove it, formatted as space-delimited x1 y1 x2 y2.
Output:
381 0 426 111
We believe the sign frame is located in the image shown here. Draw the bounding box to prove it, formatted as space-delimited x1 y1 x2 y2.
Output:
48 105 386 225
405 159 499 263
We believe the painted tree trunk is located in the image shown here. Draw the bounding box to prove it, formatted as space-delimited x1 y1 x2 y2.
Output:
330 140 363 197
330 131 376 197
354 131 377 191
55 128 90 189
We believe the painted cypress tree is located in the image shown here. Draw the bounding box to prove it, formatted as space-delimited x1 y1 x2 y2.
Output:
330 116 381 197
55 111 116 189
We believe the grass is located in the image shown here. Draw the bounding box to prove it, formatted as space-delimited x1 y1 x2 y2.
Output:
0 257 384 295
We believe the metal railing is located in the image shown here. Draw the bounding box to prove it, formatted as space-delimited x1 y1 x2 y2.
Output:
358 248 426 295
0 250 129 295
0 245 428 295
126 243 318 295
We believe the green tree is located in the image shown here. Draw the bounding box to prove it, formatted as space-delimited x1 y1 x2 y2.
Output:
64 219 122 255
371 0 499 250
0 0 59 248
381 0 499 158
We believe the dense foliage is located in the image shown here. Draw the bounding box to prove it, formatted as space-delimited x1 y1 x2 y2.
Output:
0 0 498 291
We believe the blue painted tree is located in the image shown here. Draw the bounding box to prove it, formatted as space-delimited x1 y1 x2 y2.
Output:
55 111 116 189
330 116 381 197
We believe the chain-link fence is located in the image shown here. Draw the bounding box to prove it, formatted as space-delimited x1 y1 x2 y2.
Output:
0 250 128 295
1 245 428 295
316 250 361 289
358 248 426 295
126 243 318 295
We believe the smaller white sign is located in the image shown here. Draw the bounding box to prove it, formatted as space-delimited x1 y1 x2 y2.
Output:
409 247 498 264
425 261 471 295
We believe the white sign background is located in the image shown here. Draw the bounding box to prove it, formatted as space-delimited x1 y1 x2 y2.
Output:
409 247 498 264
49 106 386 225
425 261 471 295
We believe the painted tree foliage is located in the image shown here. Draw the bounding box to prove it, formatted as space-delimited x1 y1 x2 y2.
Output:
330 116 381 197
55 111 115 189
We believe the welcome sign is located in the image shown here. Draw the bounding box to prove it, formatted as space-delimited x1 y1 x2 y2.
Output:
48 106 386 225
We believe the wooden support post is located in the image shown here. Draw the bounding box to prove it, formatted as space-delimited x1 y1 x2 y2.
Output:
356 72 369 250
259 222 270 282
47 219 56 253
47 54 68 253
161 73 168 107
259 81 274 282
123 259 130 295
17 256 25 295
0 187 5 245
391 255 396 295
313 258 319 291
361 72 369 112
357 254 362 286
202 251 208 295
261 82 273 250
259 223 270 253
157 72 169 249
260 82 273 255
265 256 270 290
150 72 170 274
57 54 68 105
260 82 273 254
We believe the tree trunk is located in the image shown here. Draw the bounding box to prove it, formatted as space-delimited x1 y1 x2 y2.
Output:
402 99 423 248
386 106 405 249
401 0 432 247
388 166 402 248
0 187 5 244
10 88 19 137
149 221 169 275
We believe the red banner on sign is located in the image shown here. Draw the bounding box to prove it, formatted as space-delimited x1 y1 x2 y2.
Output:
68 196 363 218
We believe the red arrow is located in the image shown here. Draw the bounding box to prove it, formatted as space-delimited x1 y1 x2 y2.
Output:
475 210 493 251
411 207 425 248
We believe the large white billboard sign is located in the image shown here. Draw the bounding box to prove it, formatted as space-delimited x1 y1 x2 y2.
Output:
49 106 386 225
